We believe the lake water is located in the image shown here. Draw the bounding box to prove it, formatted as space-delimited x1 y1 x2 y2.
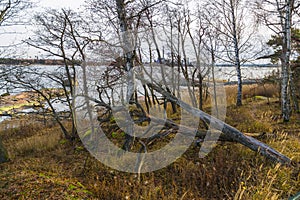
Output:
214 65 279 82
0 64 279 95
0 64 279 123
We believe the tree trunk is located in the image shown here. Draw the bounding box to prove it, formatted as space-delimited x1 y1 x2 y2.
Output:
116 0 135 150
146 82 292 165
230 0 243 106
280 0 293 122
210 42 219 117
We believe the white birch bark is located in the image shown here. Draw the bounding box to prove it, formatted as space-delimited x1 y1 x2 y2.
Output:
280 0 293 122
229 0 243 106
116 0 135 149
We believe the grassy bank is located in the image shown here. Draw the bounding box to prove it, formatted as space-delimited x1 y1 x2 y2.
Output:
0 84 299 199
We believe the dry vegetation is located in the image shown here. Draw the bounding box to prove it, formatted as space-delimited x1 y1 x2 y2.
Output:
0 83 299 199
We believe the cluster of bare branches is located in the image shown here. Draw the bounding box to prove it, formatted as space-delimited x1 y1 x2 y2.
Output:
1 0 298 165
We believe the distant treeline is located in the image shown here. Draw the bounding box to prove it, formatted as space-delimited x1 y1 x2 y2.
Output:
0 58 81 66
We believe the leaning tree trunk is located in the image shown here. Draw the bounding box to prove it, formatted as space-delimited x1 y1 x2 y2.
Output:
146 82 291 165
0 138 9 163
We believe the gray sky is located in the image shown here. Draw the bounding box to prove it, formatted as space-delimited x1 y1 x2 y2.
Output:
0 0 86 58
38 0 86 9
0 0 274 60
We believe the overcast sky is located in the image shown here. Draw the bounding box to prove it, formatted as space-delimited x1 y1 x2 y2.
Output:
0 0 86 58
0 0 273 60
38 0 86 9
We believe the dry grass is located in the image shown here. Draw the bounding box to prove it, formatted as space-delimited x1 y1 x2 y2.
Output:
225 83 279 105
12 131 61 157
0 86 299 199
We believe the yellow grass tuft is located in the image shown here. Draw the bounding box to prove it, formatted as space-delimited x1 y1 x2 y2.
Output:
12 130 61 157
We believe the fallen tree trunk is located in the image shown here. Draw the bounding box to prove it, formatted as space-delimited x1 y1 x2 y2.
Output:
151 116 267 142
147 83 292 165
148 116 235 142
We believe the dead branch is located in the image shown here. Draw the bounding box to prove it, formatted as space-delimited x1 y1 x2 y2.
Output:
147 82 292 165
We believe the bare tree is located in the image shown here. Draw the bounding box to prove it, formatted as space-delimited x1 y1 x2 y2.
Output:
253 0 300 121
185 4 210 110
0 0 32 57
22 8 92 140
202 19 223 117
0 0 32 163
4 66 76 140
80 0 291 164
204 0 260 106
115 0 138 150
0 0 31 25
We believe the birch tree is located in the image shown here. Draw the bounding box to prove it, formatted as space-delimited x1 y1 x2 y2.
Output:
205 0 259 106
205 0 243 106
254 0 300 121
185 5 210 110
266 28 300 113
70 0 294 169
115 0 136 150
